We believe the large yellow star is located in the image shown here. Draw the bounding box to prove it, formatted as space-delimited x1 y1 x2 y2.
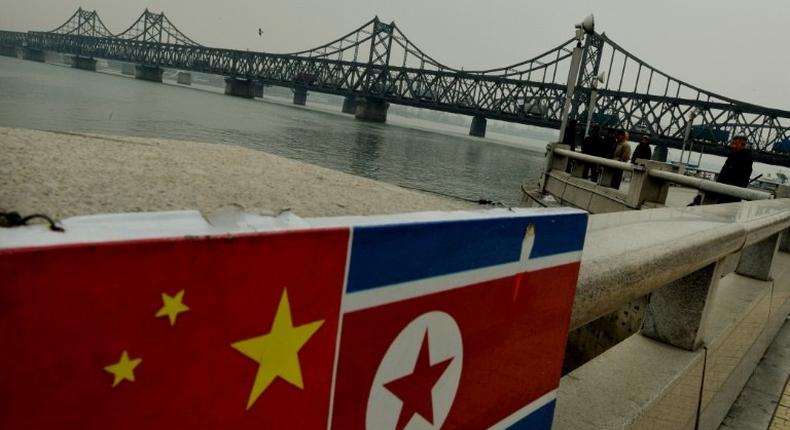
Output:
231 289 324 410
155 289 190 326
104 350 142 387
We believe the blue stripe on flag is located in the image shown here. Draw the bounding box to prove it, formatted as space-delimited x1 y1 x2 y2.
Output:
506 399 556 429
346 212 586 293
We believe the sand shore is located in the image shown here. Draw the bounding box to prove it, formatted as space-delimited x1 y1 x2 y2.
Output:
0 127 475 220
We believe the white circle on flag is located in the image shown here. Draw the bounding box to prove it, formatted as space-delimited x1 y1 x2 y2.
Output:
366 311 463 430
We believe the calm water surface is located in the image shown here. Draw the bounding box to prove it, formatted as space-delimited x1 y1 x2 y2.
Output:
0 56 549 206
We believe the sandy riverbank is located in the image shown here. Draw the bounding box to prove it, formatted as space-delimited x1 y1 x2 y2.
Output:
0 127 475 220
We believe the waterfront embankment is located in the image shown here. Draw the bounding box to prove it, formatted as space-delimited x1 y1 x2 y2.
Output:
0 127 475 220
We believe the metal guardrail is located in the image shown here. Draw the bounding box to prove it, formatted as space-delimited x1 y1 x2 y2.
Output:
647 168 772 201
541 144 773 209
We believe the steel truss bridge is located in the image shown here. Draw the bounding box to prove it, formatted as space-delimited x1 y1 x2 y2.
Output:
2 8 790 165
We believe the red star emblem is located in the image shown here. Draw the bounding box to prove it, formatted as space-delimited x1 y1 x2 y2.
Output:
383 331 454 430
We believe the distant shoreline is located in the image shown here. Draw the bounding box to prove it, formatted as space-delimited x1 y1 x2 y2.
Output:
0 127 475 221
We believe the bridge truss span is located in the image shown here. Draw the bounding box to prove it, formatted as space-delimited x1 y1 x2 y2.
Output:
1 8 789 164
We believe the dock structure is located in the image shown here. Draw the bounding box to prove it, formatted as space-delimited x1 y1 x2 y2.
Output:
555 199 790 429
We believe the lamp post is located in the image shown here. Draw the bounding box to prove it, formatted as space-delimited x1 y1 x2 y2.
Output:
679 107 701 175
584 71 606 137
540 14 594 191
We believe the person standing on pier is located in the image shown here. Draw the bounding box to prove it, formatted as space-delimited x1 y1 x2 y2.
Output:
611 131 631 189
582 124 603 181
632 136 652 164
715 136 753 202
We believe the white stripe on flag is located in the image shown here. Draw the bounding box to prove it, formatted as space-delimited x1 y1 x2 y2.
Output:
488 389 558 430
342 251 581 312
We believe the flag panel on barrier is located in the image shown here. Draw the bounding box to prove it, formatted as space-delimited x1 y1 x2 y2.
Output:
332 211 587 430
0 229 349 429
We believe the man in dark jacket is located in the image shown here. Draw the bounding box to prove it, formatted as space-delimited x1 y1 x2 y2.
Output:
631 136 652 164
581 125 602 180
715 136 753 202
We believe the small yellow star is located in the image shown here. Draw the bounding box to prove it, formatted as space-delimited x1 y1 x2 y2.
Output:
231 289 324 410
104 350 142 388
155 289 190 326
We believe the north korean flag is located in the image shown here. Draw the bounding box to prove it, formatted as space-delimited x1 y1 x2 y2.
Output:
0 227 348 429
331 209 587 429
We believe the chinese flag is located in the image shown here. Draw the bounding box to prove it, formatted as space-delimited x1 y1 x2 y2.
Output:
0 228 348 429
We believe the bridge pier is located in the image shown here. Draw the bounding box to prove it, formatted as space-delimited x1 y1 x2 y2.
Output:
355 97 389 123
0 45 16 57
177 72 192 85
652 145 668 162
134 64 163 83
341 95 357 114
293 87 308 106
254 81 264 98
68 55 96 71
121 63 136 76
22 47 45 62
224 77 255 98
469 116 487 138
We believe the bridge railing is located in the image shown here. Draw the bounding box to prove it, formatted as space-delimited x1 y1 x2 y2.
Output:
538 143 772 212
557 197 790 428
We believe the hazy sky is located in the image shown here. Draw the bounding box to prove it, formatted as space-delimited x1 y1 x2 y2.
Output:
2 0 789 110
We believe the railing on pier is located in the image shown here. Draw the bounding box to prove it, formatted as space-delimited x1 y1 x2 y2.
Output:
531 143 772 213
557 198 790 428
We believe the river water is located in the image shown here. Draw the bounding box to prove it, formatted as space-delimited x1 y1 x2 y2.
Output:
0 56 552 206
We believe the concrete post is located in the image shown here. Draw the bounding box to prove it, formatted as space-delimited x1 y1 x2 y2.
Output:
22 47 45 62
781 231 790 253
69 55 96 71
293 87 308 106
134 65 163 83
177 72 192 85
355 97 389 122
598 167 617 188
254 81 264 98
341 95 357 114
626 161 671 207
121 63 136 76
652 145 668 162
641 261 722 350
469 116 487 138
778 185 790 252
224 77 254 98
736 234 780 281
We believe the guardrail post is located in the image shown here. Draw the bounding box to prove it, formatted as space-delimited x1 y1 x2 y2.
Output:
626 161 671 207
736 234 781 281
598 166 616 188
781 230 790 253
641 261 722 350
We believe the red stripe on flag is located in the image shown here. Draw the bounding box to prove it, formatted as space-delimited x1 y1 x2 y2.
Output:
331 262 580 429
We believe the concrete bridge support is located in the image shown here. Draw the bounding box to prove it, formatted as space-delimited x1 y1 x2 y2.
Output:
469 115 487 138
22 47 45 62
355 97 389 123
293 87 308 106
0 45 17 57
641 262 722 350
342 95 357 114
224 78 254 98
121 63 136 76
69 55 96 71
254 81 264 98
736 234 781 281
134 65 163 83
652 145 668 162
177 72 192 85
